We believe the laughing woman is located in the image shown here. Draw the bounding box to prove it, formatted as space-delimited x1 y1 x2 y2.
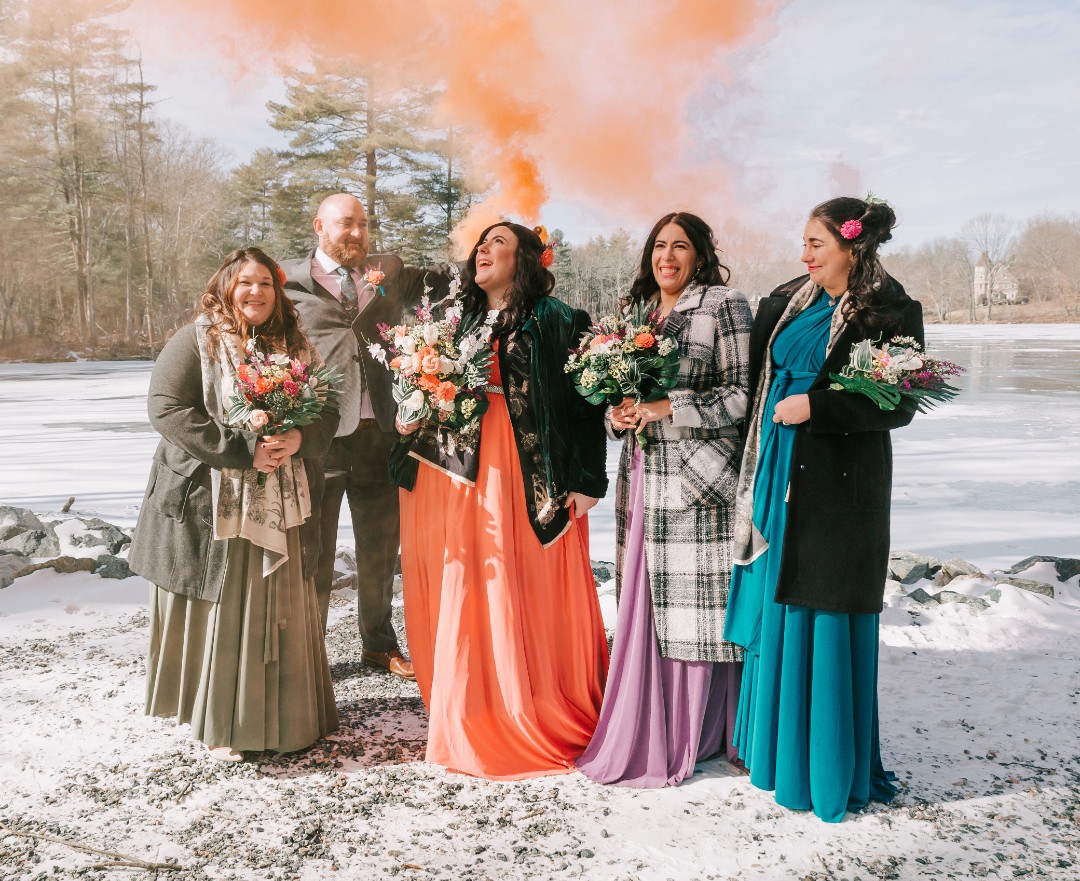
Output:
724 196 923 821
130 247 338 761
394 222 609 780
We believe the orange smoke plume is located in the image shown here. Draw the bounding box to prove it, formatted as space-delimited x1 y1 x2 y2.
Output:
142 0 778 251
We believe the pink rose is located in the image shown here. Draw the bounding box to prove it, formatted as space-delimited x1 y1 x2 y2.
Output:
250 410 269 429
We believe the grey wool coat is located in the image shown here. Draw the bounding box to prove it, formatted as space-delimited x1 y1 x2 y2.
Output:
613 283 753 662
127 323 339 602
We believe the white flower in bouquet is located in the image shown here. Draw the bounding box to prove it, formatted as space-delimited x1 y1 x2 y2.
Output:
423 324 442 347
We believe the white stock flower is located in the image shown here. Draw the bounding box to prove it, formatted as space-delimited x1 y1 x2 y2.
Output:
368 343 387 364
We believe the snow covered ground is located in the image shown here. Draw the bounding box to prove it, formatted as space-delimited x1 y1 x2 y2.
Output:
1 324 1079 879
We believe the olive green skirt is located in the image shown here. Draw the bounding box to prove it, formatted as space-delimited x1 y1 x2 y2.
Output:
146 528 338 753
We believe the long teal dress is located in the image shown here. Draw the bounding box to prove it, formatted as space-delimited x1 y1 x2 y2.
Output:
723 291 896 822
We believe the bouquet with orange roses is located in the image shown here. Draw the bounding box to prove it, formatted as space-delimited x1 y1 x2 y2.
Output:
228 337 342 437
565 308 680 445
369 296 499 430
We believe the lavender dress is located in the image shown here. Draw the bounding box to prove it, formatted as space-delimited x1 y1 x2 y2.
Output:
577 444 741 787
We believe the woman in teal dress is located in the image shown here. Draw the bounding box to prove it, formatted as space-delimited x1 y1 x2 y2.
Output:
724 196 924 821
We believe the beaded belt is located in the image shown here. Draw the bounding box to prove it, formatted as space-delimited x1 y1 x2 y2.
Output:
480 383 504 395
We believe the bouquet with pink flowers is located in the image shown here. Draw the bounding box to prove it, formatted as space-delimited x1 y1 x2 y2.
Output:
228 338 342 435
368 297 499 431
565 308 680 446
829 335 964 413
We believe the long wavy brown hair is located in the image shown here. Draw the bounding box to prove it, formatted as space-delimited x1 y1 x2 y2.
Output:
809 197 905 336
459 222 555 334
196 247 304 358
623 212 731 311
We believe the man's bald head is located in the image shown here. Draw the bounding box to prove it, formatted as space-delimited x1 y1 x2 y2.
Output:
314 193 369 269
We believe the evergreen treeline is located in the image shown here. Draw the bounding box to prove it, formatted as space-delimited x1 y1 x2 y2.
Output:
1 1 1077 359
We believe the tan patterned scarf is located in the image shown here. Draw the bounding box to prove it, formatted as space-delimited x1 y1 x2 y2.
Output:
732 280 849 565
194 318 312 579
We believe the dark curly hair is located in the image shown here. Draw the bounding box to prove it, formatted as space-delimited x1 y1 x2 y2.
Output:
196 247 305 359
459 222 555 333
623 211 731 310
809 197 905 337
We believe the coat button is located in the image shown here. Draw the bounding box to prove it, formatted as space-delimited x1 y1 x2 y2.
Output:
842 471 848 477
799 464 805 470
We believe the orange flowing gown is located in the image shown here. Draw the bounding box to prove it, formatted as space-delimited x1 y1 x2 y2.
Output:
400 355 609 779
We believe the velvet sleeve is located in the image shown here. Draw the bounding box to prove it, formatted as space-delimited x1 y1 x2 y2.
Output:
806 298 926 434
565 307 610 498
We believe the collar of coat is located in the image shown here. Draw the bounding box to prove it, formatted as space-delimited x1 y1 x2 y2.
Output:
732 277 836 566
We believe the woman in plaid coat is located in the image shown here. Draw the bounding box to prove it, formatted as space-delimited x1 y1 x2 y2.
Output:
578 212 752 787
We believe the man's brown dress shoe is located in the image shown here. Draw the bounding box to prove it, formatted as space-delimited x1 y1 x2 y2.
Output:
361 648 416 680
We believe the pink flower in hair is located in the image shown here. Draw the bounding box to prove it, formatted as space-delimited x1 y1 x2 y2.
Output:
840 219 863 240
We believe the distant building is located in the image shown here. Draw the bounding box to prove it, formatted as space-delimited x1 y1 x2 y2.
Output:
973 252 1020 305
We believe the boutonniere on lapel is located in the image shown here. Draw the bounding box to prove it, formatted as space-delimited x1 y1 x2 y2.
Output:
363 264 386 297
829 336 964 414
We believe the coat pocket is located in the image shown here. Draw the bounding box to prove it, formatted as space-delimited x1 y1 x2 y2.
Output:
148 461 197 522
679 436 741 508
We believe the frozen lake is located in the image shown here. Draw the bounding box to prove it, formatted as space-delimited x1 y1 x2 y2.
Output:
1 324 1077 570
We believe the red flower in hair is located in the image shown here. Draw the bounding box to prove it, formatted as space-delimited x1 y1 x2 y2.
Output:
276 266 287 286
541 246 554 268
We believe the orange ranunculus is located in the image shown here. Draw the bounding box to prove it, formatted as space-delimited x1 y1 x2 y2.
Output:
418 374 440 393
434 380 457 403
389 355 403 369
633 332 655 349
237 364 252 382
255 377 274 394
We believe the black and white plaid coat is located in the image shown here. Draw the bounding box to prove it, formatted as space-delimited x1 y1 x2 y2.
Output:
613 283 753 662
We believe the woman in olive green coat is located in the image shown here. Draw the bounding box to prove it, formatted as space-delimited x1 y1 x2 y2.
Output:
129 247 339 761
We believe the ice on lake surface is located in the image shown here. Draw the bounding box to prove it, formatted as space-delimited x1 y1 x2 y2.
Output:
1 324 1077 570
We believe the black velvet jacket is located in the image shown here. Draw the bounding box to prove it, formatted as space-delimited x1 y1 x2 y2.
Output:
752 275 925 614
391 296 608 547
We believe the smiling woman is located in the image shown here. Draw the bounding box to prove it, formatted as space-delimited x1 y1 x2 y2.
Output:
394 222 611 780
724 195 923 822
230 261 277 327
129 246 340 763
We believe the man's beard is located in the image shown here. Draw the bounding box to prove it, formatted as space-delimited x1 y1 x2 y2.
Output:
322 238 367 269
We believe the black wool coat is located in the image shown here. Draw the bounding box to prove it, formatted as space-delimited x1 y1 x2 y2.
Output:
751 275 925 614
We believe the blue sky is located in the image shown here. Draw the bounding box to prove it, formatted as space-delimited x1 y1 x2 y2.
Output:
125 0 1079 251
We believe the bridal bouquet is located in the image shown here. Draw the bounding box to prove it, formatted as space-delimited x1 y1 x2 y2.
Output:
829 336 964 413
369 297 499 430
229 338 342 482
565 308 680 446
229 338 342 432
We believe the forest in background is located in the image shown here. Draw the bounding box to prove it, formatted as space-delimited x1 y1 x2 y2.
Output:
1 0 1078 361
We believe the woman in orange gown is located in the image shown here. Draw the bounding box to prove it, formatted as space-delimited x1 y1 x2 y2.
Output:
394 223 609 779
